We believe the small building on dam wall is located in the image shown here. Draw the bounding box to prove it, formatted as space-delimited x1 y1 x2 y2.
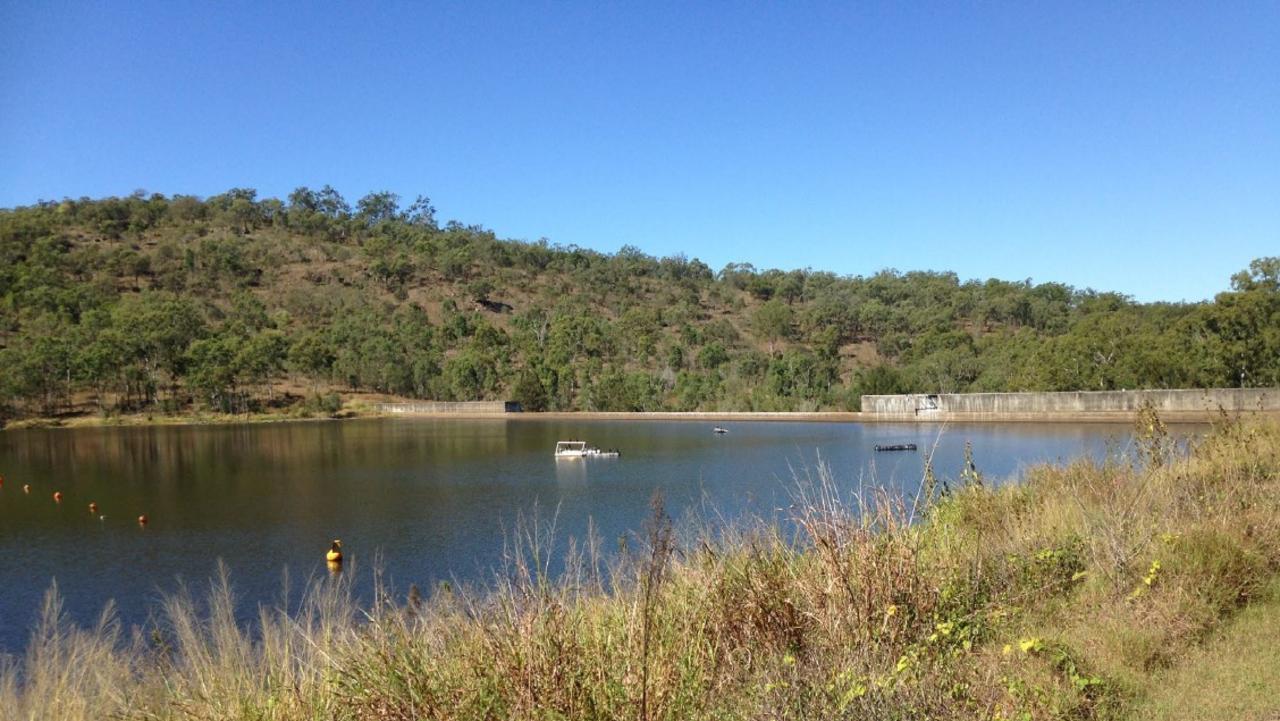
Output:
861 388 1280 422
377 401 522 415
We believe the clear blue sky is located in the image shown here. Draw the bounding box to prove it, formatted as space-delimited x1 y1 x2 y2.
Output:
2 1 1276 302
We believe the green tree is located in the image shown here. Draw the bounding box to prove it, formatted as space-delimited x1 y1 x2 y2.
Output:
512 369 549 411
237 330 288 401
752 299 793 354
187 334 243 412
288 332 335 392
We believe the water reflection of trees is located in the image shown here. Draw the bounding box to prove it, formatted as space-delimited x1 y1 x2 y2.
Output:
0 421 518 529
3 420 515 478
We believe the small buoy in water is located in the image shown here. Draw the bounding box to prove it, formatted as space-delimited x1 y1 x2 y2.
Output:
53 491 63 503
326 539 343 564
0 473 5 487
89 502 99 514
23 484 31 494
137 514 148 527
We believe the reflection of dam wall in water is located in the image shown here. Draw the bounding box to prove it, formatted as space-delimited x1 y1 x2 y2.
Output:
378 401 521 415
377 401 522 415
861 388 1280 422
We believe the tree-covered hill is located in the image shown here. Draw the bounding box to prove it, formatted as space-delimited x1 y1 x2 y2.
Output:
1 188 1277 420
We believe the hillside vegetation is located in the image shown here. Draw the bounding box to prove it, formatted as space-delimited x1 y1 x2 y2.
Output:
2 189 1278 421
4 415 1279 720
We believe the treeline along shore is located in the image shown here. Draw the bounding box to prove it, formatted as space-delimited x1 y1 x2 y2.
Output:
2 189 1278 425
5 414 1280 719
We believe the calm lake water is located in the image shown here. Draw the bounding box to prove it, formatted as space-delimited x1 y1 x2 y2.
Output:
0 418 1155 652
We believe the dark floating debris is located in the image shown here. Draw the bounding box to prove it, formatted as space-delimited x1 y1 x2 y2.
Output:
874 443 918 452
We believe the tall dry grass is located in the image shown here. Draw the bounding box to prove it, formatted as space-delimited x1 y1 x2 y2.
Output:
3 415 1279 721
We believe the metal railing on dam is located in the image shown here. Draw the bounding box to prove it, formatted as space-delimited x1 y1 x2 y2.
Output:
861 388 1280 421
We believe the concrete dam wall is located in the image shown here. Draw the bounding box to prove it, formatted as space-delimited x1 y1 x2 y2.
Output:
861 388 1279 422
377 401 522 415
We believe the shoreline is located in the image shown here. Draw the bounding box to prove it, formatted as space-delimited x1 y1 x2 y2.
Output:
470 410 1233 424
1 409 362 431
6 407 1268 431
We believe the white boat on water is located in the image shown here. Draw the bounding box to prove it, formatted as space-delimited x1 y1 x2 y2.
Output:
555 441 587 458
554 441 620 459
713 426 728 434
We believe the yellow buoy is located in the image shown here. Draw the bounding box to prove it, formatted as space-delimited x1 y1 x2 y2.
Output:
326 539 343 564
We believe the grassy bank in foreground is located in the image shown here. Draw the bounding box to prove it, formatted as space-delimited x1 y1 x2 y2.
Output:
1132 577 1280 721
3 415 1278 720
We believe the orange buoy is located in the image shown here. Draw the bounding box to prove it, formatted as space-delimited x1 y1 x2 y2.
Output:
138 514 148 527
53 491 63 503
89 502 99 513
0 473 5 487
